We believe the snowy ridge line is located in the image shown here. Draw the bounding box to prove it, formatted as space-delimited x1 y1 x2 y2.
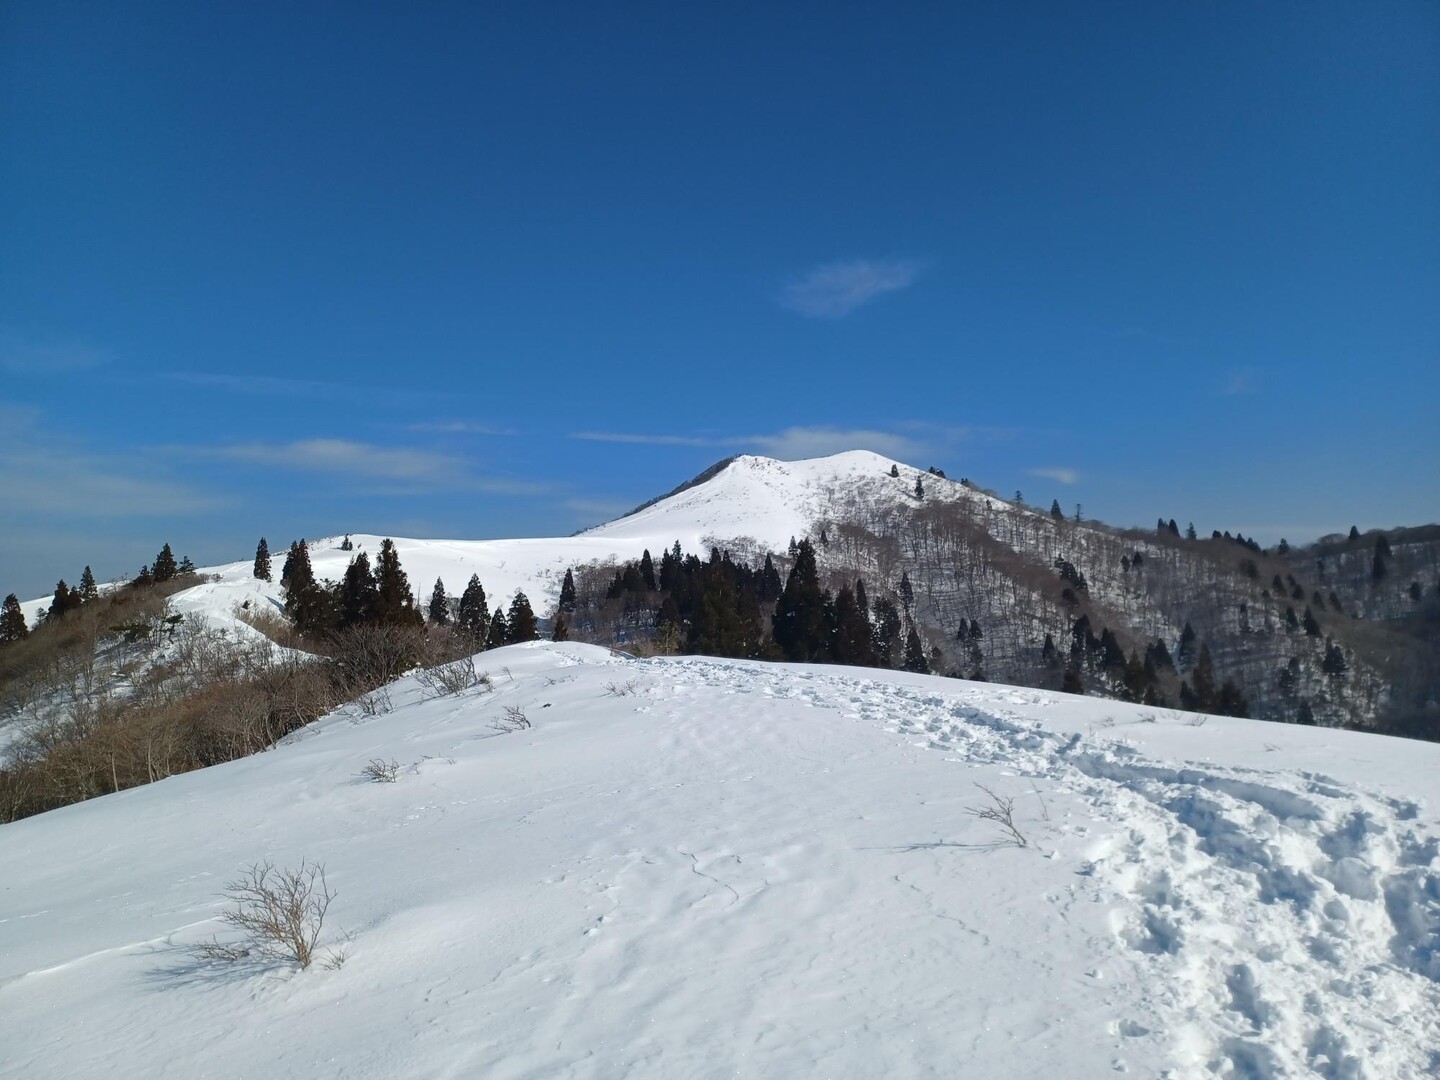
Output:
635 655 1440 1079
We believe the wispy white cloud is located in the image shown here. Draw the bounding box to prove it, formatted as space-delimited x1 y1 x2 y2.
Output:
572 423 1017 464
406 420 514 436
0 329 109 375
564 497 635 521
779 257 927 318
199 438 549 495
1029 466 1080 485
169 372 357 399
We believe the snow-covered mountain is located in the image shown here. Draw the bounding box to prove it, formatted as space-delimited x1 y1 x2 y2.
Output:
3 643 1437 1077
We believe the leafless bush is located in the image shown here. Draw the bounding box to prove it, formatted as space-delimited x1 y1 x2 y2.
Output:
491 704 530 732
327 623 430 697
196 860 335 969
603 678 639 697
414 654 483 696
234 604 307 650
359 758 400 783
966 783 1027 847
1186 713 1208 728
355 686 392 717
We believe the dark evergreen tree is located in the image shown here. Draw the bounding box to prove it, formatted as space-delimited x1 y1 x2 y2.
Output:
913 475 925 500
1186 522 1197 540
558 569 578 613
890 463 900 478
1372 545 1387 581
78 566 99 604
486 608 509 649
1176 622 1197 670
871 597 902 667
1376 534 1392 558
179 555 195 574
152 543 178 583
1348 525 1360 540
772 539 830 663
831 586 876 667
1190 644 1217 711
457 574 489 640
428 578 450 625
1 593 29 643
1051 499 1064 521
1302 606 1321 637
901 626 930 673
374 538 422 626
1146 638 1174 672
48 580 78 621
1285 606 1300 632
1296 700 1316 726
1168 519 1179 536
133 565 154 588
898 571 914 613
254 538 272 581
758 555 783 602
1041 632 1058 665
280 540 307 592
1061 667 1084 695
1099 628 1125 671
639 550 657 591
507 592 539 642
340 534 354 551
1322 641 1348 680
1123 651 1146 702
551 612 570 642
339 553 379 628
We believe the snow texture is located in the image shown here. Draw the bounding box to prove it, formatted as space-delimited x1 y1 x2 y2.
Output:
3 644 1438 1079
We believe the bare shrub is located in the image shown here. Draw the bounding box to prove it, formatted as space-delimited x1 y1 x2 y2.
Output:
414 654 481 696
327 623 429 697
197 860 335 969
966 783 1027 847
360 758 399 783
355 686 392 717
602 678 639 697
235 604 307 650
491 704 530 732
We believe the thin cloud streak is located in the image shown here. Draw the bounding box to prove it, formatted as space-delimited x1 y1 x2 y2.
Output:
571 423 1016 463
1029 467 1080 485
407 421 515 436
779 257 927 318
0 330 109 375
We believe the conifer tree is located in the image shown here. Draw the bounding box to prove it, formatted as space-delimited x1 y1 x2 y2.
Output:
179 555 196 574
1302 606 1321 637
48 580 78 621
1322 641 1348 680
507 592 539 642
339 553 379 628
486 608 509 649
428 578 450 625
902 626 930 674
1186 523 1197 540
1052 500 1064 521
639 550 657 591
78 566 99 604
152 543 178 583
134 565 154 588
1296 701 1316 725
457 574 489 640
758 555 783 602
551 612 570 642
1061 667 1084 695
1 593 29 643
254 538 272 581
558 569 577 613
890 464 900 478
772 539 830 663
870 597 902 667
831 586 876 667
374 538 422 626
1176 622 1197 670
1190 644 1217 711
898 571 914 613
914 475 925 500
282 541 314 596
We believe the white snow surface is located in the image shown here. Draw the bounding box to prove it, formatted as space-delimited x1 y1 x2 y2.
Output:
3 644 1439 1079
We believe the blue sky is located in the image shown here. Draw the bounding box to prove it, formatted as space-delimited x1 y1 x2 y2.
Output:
2 2 1437 597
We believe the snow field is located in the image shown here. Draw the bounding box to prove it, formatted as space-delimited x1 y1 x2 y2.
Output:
1 646 1437 1078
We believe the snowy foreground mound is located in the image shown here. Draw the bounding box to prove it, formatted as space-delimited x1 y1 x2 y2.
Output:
3 646 1438 1079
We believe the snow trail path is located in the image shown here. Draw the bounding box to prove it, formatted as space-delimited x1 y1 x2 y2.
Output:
1 645 1437 1079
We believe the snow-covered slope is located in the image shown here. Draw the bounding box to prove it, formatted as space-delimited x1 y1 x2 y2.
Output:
53 450 943 635
3 647 1438 1078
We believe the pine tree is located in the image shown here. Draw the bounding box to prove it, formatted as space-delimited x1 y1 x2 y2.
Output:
901 626 930 674
558 569 577 613
254 538 271 581
1322 641 1348 680
1061 668 1084 695
48 580 78 621
1052 500 1064 521
1302 606 1321 637
134 565 154 587
78 566 99 604
507 592 539 642
758 554 783 602
486 608 509 649
374 538 422 626
898 570 914 613
152 543 178 583
1190 644 1217 711
339 553 379 628
1176 622 1197 670
1 593 29 643
1372 543 1387 581
913 475 925 500
831 586 876 667
772 539 830 663
282 541 314 596
551 612 570 642
457 574 489 640
890 464 900 478
428 578 450 625
1186 523 1197 540
1296 700 1316 726
871 596 902 667
639 550 657 591
179 555 196 574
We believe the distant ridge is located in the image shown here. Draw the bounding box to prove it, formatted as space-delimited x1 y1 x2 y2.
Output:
616 456 738 522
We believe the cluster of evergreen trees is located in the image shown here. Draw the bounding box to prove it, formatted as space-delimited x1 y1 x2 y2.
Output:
269 538 541 649
2 543 200 646
585 539 933 675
